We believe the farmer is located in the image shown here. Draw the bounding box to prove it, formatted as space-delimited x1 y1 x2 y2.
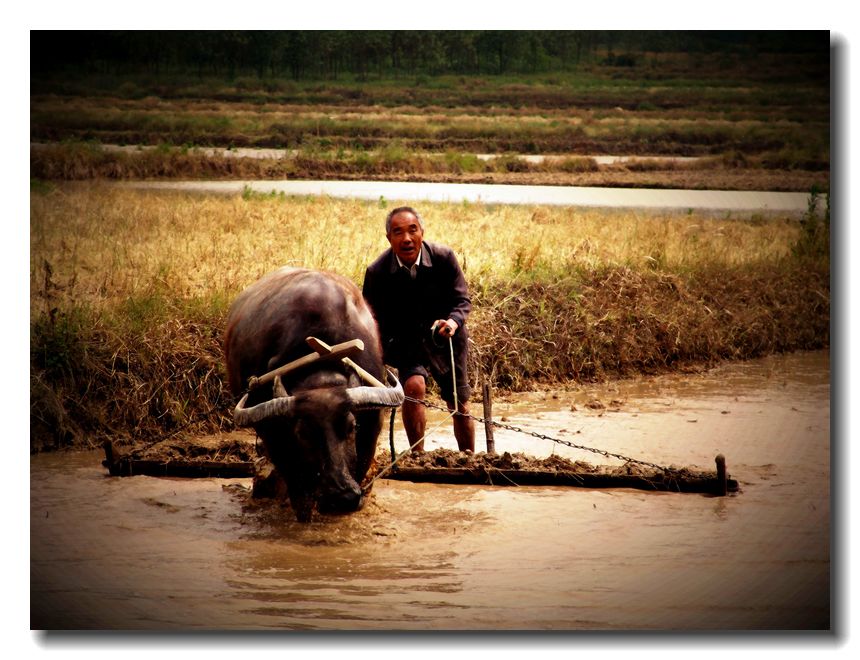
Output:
363 206 475 453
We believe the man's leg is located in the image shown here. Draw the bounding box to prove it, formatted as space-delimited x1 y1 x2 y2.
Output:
402 374 427 453
444 397 475 453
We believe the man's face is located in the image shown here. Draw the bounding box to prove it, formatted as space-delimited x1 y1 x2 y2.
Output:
387 211 424 266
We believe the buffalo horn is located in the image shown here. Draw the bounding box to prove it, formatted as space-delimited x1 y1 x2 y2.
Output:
346 369 404 409
233 392 296 427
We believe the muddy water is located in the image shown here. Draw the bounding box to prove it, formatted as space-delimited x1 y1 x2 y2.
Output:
30 351 830 630
121 179 818 216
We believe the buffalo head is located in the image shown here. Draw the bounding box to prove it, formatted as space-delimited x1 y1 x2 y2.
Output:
224 268 403 522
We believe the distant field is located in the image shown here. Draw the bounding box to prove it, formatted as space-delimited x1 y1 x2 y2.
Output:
30 51 830 192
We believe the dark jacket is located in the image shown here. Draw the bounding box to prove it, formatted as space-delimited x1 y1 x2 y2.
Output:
362 241 471 368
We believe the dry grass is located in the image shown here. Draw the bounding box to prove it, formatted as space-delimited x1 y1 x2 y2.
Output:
29 184 829 450
31 185 804 309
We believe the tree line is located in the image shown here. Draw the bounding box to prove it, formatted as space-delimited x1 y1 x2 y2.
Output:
31 30 826 80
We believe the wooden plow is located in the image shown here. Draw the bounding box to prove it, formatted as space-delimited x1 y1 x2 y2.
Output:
103 440 738 496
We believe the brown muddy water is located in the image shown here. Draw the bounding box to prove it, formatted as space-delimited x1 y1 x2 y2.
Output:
30 351 830 631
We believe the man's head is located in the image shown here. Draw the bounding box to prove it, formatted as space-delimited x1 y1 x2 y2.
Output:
386 207 424 267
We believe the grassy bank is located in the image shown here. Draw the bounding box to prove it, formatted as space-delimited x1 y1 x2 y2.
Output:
29 184 829 451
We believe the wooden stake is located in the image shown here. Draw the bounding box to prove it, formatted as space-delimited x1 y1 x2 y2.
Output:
481 372 496 454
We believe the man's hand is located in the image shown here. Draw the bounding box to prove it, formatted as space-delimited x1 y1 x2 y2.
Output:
433 319 459 338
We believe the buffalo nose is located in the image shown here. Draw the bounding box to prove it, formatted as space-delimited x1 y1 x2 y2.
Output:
318 484 364 514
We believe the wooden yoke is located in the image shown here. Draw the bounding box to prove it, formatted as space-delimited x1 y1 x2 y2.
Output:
306 336 386 388
247 338 365 391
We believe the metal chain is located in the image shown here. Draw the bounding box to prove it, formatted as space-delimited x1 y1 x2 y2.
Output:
404 395 671 473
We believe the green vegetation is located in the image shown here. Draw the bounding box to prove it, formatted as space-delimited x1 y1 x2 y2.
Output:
30 186 830 451
29 139 828 193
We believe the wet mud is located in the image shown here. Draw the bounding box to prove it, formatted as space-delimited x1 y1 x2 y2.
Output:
31 350 830 630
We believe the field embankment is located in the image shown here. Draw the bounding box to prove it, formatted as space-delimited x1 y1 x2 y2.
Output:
30 184 829 452
29 141 827 193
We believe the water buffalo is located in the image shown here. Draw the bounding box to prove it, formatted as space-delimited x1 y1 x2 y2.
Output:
224 267 403 521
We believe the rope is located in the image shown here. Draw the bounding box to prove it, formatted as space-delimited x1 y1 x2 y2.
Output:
404 395 671 473
365 405 456 489
388 407 397 467
449 333 458 414
367 334 672 493
364 335 459 490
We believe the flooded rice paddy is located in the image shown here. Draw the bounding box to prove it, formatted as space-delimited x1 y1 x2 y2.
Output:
30 351 830 630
